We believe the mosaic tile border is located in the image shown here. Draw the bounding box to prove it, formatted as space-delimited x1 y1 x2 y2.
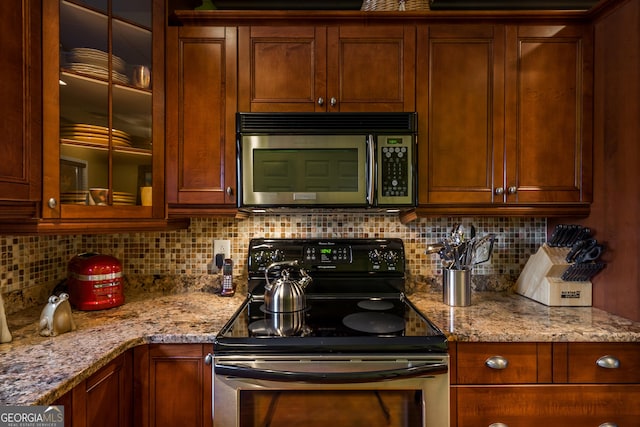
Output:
0 216 546 313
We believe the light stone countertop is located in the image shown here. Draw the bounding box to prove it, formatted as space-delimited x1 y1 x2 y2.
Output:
1 289 639 406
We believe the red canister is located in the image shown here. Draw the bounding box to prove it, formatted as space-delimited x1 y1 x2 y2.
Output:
67 253 125 310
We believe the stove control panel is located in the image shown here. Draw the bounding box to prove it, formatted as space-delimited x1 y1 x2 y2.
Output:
247 238 405 275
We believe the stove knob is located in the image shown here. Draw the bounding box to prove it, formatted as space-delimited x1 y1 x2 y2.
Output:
385 250 399 264
254 251 266 264
369 249 382 264
271 249 284 262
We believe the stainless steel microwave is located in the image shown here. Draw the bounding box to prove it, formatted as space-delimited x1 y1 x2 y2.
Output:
237 112 417 212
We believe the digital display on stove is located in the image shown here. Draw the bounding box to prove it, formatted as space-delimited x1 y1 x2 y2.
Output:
305 245 351 264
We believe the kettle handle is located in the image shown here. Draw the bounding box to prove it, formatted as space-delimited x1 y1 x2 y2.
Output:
264 260 299 290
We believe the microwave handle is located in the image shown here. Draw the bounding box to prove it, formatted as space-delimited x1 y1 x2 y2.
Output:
367 134 375 205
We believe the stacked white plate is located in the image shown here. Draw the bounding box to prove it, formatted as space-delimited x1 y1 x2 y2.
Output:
113 191 136 206
61 191 89 205
67 48 129 84
60 124 132 147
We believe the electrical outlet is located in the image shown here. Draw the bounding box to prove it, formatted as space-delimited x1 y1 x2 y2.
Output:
213 239 231 260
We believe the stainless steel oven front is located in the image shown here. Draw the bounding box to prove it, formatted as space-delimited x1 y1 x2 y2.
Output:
212 354 449 427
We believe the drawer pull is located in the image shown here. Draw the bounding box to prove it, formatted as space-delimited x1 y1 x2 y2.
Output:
596 355 620 369
485 356 509 370
598 423 618 427
489 423 508 427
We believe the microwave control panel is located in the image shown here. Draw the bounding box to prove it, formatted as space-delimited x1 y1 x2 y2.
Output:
377 135 414 205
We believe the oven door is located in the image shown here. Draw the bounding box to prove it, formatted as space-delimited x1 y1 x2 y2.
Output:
213 354 449 427
239 134 371 208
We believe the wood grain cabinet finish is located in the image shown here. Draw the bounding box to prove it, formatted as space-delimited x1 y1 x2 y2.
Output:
133 344 213 427
53 351 133 427
453 342 640 427
418 24 593 210
417 24 504 205
0 0 41 218
166 26 237 211
238 25 416 113
503 24 593 205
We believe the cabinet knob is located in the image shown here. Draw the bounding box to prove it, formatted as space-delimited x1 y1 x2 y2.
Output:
485 355 509 370
204 353 213 366
596 355 620 369
507 186 517 194
47 198 57 209
598 423 618 427
226 187 233 197
330 97 337 107
494 187 504 195
317 97 324 106
488 424 509 427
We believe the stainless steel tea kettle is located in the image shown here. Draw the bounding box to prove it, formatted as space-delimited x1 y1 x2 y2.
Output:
264 260 312 313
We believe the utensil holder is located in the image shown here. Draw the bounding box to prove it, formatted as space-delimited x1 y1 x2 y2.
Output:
443 268 471 307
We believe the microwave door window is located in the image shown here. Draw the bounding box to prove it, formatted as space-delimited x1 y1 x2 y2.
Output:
252 148 363 205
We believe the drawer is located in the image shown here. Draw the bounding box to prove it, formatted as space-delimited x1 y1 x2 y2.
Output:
456 384 640 427
567 342 640 383
456 343 551 384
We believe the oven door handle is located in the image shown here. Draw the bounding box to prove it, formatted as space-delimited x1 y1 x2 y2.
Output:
214 362 447 384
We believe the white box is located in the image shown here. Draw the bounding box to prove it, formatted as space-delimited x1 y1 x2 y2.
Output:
516 244 592 306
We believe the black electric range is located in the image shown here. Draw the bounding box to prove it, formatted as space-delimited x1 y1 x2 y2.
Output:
214 238 447 355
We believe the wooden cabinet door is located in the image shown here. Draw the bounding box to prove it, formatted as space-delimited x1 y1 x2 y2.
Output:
327 25 416 112
238 24 415 113
0 0 41 216
417 24 503 205
238 26 325 112
53 351 133 427
503 24 593 204
134 344 212 427
457 385 640 427
166 26 237 207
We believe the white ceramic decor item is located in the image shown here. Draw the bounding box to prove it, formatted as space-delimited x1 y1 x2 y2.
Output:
0 293 12 343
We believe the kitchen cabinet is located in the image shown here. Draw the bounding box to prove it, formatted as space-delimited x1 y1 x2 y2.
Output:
0 0 41 219
238 24 416 112
417 24 592 216
452 342 640 427
133 344 213 427
165 26 238 215
53 351 133 427
17 0 189 234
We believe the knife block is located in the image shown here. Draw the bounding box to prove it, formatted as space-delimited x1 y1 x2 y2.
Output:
515 244 592 306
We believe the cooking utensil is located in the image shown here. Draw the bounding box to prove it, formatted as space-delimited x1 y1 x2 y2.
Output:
264 260 312 313
573 240 603 264
561 262 605 282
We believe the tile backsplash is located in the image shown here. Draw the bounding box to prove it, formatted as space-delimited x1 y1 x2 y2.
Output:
0 215 546 313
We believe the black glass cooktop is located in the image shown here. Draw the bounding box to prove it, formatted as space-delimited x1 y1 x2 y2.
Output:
214 294 447 355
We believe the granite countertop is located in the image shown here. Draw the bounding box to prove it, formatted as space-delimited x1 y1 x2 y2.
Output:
1 289 640 406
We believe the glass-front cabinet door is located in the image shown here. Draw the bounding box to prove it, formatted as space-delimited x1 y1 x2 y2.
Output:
43 0 163 220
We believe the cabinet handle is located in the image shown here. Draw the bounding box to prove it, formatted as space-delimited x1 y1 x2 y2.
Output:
494 187 504 195
226 186 233 197
330 97 337 107
596 355 620 369
599 423 618 427
507 186 517 194
204 353 213 366
488 424 508 427
317 97 324 106
47 198 57 209
485 355 509 370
